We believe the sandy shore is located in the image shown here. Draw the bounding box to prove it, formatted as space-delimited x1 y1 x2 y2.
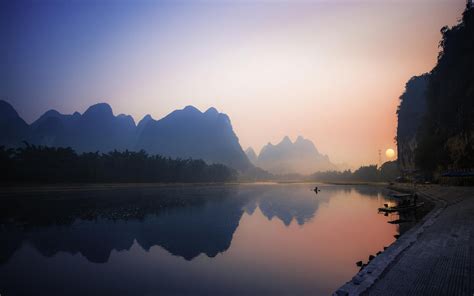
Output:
334 184 474 295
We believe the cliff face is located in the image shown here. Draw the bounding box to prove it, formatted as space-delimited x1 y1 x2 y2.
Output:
396 74 429 172
396 7 474 174
415 7 474 172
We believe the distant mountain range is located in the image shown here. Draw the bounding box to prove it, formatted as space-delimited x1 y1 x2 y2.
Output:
247 136 337 175
0 101 252 171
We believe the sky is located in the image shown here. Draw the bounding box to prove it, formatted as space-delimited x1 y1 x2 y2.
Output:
0 0 466 168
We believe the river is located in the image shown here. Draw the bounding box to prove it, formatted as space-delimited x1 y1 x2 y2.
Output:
0 183 402 295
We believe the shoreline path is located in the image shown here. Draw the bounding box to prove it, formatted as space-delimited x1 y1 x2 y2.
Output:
335 185 474 296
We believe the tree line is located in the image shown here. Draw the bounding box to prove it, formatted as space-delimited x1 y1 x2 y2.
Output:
309 161 399 183
0 143 238 184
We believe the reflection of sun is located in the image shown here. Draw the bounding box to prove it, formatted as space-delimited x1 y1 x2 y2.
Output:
385 148 395 158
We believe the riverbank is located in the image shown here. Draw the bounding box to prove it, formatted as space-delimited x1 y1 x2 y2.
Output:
334 184 474 295
0 182 240 196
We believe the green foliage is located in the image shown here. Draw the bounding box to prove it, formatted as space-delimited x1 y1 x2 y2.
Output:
0 144 238 184
416 7 474 173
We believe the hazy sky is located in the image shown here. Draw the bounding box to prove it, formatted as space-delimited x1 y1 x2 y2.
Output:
0 0 465 167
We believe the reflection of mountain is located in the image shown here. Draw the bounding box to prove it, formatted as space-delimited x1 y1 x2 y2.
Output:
242 185 333 226
0 185 332 265
10 199 244 262
256 186 324 226
0 186 246 264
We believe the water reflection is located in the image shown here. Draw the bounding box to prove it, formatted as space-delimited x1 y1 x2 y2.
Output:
0 184 399 295
1 185 244 263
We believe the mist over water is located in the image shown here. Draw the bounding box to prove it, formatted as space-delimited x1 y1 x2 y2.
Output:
0 184 399 295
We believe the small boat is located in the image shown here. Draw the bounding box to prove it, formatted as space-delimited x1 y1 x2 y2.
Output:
378 206 398 213
378 202 424 213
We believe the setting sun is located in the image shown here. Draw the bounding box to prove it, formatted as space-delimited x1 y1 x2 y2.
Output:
385 148 395 159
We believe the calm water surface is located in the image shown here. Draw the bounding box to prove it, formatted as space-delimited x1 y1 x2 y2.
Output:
0 184 403 296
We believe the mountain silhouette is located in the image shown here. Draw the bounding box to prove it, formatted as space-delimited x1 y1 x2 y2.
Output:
255 136 337 175
29 109 80 148
0 100 29 147
136 114 154 135
135 106 252 171
245 147 258 164
30 103 136 152
0 101 252 171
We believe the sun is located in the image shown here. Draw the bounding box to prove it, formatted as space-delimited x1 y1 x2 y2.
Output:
385 148 396 159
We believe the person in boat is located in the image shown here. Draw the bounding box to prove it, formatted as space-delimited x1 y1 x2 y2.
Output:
314 186 319 193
